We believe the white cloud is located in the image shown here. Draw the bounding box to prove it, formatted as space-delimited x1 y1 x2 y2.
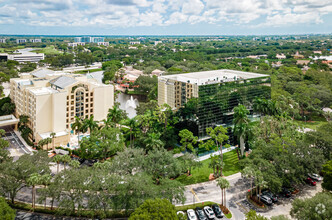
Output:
182 0 204 15
165 11 188 25
0 0 331 29
264 12 323 26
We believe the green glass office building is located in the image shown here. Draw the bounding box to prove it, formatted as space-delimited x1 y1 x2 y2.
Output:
158 69 271 139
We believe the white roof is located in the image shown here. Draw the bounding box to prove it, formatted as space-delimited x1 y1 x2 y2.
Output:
29 87 58 95
159 69 269 85
39 131 68 139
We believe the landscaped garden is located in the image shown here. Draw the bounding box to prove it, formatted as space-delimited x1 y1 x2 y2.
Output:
176 150 240 185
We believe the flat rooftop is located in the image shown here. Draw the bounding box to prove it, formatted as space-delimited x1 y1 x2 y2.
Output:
29 87 58 95
159 69 269 85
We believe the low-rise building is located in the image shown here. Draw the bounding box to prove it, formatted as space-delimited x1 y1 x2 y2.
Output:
16 39 27 44
276 53 286 59
0 39 6 43
293 51 304 59
0 49 44 63
30 39 42 43
154 41 162 46
129 41 140 45
296 60 310 65
10 70 114 147
97 42 109 46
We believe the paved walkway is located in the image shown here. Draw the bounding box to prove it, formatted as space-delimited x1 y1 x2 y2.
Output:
196 146 237 161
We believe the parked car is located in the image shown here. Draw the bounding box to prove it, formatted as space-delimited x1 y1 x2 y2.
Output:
211 204 224 218
305 177 317 186
258 195 273 206
195 207 207 220
203 206 216 220
187 209 198 220
308 173 323 181
262 191 278 203
281 187 292 198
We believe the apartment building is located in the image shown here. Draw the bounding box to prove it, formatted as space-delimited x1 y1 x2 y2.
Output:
10 70 114 146
0 39 6 43
158 69 271 138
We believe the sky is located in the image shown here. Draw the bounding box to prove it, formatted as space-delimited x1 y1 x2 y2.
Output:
0 0 331 35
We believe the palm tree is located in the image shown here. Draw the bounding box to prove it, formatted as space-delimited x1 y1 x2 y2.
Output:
83 115 98 133
27 173 42 208
69 160 80 169
242 166 255 197
143 132 164 151
255 171 268 202
71 116 86 147
206 126 229 176
53 155 62 173
46 137 52 150
18 115 29 130
50 132 56 151
107 104 127 126
216 177 230 207
61 155 71 170
125 118 137 147
233 105 250 157
40 174 51 208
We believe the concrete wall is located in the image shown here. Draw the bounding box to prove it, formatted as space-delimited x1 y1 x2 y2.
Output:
93 85 114 121
52 91 67 133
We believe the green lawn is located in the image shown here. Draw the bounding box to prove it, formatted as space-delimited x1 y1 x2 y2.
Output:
31 45 62 55
294 116 328 130
176 150 240 185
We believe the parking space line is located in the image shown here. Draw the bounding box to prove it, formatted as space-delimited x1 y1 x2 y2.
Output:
236 201 249 213
190 188 200 202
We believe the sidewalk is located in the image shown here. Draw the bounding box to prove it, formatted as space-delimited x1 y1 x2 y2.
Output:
196 146 237 161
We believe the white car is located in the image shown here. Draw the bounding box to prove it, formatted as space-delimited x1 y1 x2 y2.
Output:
308 173 323 181
187 209 198 220
203 206 216 220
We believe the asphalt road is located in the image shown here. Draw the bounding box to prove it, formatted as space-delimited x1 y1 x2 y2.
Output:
2 126 32 160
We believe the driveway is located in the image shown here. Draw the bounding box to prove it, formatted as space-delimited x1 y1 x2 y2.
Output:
176 173 323 219
175 172 247 220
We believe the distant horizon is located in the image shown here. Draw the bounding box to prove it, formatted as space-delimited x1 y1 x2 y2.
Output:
0 0 331 36
0 33 331 37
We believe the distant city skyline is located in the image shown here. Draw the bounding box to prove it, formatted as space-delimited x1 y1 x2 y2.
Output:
0 0 331 35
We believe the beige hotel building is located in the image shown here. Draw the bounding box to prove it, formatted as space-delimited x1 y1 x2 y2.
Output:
10 69 114 146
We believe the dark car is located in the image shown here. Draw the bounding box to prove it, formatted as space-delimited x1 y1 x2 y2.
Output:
211 204 224 218
258 195 273 206
281 188 291 198
195 207 208 220
305 177 317 186
262 191 278 203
